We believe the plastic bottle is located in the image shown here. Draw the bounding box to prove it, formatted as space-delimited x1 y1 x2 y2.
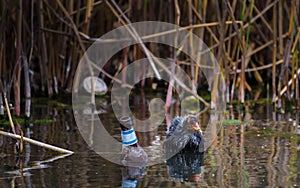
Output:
119 116 148 167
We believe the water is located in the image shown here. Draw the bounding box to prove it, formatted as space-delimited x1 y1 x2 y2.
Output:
0 96 300 187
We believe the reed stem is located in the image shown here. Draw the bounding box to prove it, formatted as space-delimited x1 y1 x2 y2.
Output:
0 130 74 154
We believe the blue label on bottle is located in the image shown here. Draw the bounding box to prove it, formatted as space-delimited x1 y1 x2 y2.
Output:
122 180 138 187
121 128 138 146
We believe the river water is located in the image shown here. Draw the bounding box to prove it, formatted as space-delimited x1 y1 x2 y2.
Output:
0 94 299 187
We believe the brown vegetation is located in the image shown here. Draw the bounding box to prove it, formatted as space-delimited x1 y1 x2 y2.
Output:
0 0 299 117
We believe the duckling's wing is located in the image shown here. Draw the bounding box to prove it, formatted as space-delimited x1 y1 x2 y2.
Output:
166 116 183 138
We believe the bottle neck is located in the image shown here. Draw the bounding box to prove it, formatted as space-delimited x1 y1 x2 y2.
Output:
119 116 138 147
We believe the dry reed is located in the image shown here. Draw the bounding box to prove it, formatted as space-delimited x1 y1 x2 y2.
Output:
0 0 298 119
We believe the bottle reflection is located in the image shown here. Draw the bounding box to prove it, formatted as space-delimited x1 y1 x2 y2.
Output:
122 166 146 188
166 152 204 183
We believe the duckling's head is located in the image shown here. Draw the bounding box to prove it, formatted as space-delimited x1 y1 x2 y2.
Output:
182 115 202 133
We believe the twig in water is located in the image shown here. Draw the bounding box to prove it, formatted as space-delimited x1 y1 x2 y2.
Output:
0 130 74 154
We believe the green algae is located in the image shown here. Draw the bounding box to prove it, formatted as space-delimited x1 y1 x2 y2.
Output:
0 117 55 126
220 119 243 126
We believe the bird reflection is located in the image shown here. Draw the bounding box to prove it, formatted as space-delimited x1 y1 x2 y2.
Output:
166 152 204 183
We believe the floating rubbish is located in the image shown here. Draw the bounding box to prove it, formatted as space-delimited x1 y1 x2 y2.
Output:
83 107 106 115
83 76 108 95
0 105 4 115
181 96 201 114
119 116 148 167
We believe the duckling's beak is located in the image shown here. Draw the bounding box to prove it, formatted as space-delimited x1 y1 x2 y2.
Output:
192 123 201 132
188 174 201 182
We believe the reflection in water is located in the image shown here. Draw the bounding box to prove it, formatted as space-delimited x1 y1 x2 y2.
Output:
3 153 72 176
122 166 146 188
0 96 300 187
166 152 204 183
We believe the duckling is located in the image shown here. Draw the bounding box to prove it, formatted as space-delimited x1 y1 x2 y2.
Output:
165 115 204 153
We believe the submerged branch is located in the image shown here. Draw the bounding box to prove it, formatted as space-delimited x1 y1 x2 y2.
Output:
0 130 74 154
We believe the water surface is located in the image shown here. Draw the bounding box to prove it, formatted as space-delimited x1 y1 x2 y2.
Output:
0 96 300 187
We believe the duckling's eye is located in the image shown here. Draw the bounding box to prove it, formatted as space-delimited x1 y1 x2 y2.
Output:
186 118 190 123
188 118 197 124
